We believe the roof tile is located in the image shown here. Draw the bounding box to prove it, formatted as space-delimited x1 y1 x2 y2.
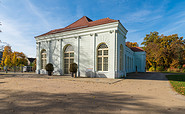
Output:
130 47 145 52
36 16 118 37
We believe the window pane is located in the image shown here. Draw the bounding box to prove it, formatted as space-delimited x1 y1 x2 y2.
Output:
103 50 108 55
64 68 68 74
98 44 108 49
98 57 102 71
41 50 47 69
103 57 108 71
98 50 102 56
65 45 74 52
70 53 74 57
64 53 69 57
64 59 68 64
70 59 74 63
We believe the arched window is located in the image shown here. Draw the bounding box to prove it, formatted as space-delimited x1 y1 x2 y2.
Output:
120 44 123 71
64 45 74 74
97 43 108 71
41 49 47 69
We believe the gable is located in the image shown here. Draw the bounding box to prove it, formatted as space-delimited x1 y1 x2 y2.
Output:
36 16 118 37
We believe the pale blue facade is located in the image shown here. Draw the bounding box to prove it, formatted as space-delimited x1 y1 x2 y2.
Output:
124 46 146 74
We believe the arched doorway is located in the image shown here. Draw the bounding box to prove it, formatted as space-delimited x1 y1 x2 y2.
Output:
64 45 74 74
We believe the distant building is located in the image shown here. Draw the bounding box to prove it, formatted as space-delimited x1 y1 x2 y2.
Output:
35 16 146 78
27 58 36 66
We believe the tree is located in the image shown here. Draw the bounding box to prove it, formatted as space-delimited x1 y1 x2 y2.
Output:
141 32 185 70
1 46 12 67
4 55 11 67
0 46 28 71
126 42 139 48
12 52 18 72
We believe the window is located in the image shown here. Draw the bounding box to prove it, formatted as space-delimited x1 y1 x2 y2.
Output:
97 43 108 71
64 45 74 74
120 44 123 71
41 49 47 69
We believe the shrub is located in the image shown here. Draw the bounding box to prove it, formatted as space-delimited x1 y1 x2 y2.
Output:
183 64 185 69
149 66 155 71
177 65 182 69
45 63 54 71
45 63 54 76
156 66 164 71
70 63 77 73
167 68 171 72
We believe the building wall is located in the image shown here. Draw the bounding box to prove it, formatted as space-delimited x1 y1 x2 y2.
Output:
36 22 123 78
134 52 146 72
117 30 126 78
125 46 134 73
35 21 145 79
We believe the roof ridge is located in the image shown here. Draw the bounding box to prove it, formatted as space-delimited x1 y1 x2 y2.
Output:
65 16 92 28
90 17 117 23
35 16 119 37
130 47 145 52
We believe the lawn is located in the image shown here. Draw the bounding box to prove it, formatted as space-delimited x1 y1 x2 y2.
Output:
166 74 185 95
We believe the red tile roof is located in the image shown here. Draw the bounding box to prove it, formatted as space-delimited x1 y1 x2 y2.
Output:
36 16 118 37
130 47 145 52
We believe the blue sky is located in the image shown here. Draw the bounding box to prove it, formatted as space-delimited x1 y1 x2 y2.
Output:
1 0 185 57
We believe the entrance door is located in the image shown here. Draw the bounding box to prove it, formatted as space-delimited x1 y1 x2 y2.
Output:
64 45 74 74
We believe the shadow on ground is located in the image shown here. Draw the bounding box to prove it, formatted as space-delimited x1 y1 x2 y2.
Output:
0 90 184 114
126 72 185 81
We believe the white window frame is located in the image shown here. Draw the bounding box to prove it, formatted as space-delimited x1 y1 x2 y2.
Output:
97 43 108 71
41 49 47 69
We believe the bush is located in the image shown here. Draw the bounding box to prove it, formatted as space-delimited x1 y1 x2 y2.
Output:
45 63 54 71
156 66 164 71
183 64 185 69
70 63 77 73
149 67 155 71
167 68 171 72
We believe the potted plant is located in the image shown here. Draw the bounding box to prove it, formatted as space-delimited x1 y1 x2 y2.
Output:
69 63 77 77
45 63 54 76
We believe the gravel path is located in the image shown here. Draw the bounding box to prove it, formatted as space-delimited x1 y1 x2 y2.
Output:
0 72 184 114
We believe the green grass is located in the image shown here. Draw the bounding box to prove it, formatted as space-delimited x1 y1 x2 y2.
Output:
166 75 185 95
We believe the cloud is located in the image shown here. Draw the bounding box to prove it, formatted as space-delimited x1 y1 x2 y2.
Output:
159 10 185 36
0 16 36 57
24 0 51 29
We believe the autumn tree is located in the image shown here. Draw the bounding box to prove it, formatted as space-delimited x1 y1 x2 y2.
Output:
126 42 139 48
142 32 185 71
0 46 12 67
4 55 11 67
0 46 28 71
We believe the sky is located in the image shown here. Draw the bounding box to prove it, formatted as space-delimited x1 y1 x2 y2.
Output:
1 0 185 57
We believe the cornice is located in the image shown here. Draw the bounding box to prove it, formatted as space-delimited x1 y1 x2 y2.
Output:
35 22 118 41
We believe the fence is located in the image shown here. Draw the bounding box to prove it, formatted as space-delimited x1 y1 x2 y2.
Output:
0 66 36 73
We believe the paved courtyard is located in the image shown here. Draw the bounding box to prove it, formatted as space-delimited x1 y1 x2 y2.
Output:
0 72 185 114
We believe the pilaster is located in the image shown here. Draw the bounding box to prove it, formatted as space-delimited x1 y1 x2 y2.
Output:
114 30 118 78
59 39 63 75
77 36 81 77
93 33 97 75
36 42 41 74
47 40 51 63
